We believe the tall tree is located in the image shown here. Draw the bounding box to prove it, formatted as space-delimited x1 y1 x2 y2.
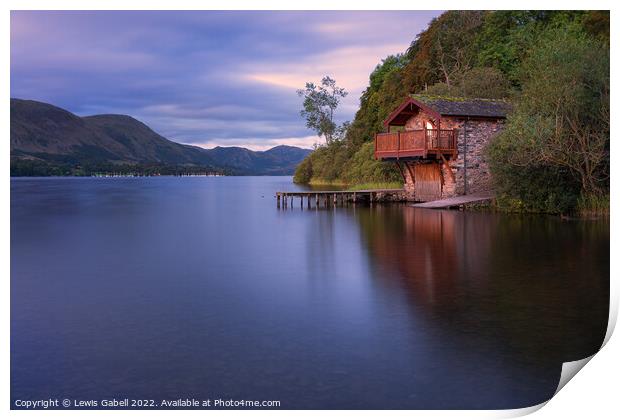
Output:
297 76 348 145
487 24 609 211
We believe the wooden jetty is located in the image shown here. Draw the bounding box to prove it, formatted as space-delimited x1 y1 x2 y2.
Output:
276 189 404 209
411 192 494 209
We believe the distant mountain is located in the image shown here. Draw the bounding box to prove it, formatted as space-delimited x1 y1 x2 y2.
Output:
207 145 311 176
10 98 311 176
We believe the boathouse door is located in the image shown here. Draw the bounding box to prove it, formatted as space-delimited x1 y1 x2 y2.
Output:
414 163 442 202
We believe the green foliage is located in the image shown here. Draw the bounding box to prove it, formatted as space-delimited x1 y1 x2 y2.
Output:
293 140 400 186
487 23 609 213
582 11 610 43
457 67 511 98
425 67 510 99
297 76 348 144
488 159 581 214
403 11 485 90
292 157 313 184
342 142 401 184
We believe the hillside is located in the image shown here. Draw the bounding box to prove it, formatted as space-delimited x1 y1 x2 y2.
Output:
10 99 311 176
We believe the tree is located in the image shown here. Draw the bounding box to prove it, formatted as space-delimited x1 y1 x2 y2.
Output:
425 67 511 99
297 76 348 145
487 24 609 212
434 12 483 86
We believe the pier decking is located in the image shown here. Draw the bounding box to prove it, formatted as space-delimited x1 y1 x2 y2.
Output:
411 192 494 209
276 189 494 209
276 189 404 208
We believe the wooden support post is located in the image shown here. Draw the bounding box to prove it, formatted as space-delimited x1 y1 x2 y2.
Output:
307 195 311 208
300 194 303 209
284 193 287 208
405 162 415 185
440 153 456 183
333 193 337 206
353 192 357 204
277 193 281 208
316 194 319 207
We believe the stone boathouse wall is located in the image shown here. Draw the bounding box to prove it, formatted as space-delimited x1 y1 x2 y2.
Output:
400 113 505 201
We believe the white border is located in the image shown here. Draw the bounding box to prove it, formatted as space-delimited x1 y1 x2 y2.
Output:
3 2 617 419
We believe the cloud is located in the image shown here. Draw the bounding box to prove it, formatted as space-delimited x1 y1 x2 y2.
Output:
11 10 441 150
240 43 410 116
244 43 409 91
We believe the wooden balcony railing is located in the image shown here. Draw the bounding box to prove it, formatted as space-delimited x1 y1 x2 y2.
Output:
374 129 458 159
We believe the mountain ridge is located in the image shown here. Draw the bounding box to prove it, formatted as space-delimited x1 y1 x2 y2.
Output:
10 98 311 176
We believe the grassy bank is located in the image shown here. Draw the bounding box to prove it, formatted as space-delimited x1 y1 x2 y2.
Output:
307 178 348 187
348 182 403 191
577 194 610 218
307 178 403 191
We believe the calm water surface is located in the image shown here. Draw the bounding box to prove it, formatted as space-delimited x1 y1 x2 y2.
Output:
11 177 609 409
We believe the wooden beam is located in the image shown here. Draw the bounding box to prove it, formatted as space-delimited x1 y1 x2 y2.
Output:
405 162 416 185
395 162 406 183
440 153 456 184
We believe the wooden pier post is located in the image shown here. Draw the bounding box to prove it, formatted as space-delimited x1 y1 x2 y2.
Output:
276 187 405 209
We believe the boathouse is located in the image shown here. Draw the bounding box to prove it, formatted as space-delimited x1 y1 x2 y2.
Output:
374 95 511 202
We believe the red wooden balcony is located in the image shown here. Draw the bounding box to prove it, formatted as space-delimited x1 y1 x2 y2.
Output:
374 129 458 160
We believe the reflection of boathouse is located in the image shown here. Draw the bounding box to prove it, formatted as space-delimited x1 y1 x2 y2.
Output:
364 207 494 306
358 206 609 370
374 95 510 202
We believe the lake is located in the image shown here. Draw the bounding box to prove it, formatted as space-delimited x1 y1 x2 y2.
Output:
10 176 609 409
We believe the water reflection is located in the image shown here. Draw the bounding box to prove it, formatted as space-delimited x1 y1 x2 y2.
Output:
357 206 608 388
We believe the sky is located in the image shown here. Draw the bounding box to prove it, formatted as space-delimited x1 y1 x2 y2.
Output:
11 11 441 150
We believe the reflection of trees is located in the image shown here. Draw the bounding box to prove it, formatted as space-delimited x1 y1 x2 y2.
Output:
483 216 609 365
357 206 609 368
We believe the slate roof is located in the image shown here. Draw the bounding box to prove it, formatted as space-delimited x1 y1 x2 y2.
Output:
411 94 512 118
